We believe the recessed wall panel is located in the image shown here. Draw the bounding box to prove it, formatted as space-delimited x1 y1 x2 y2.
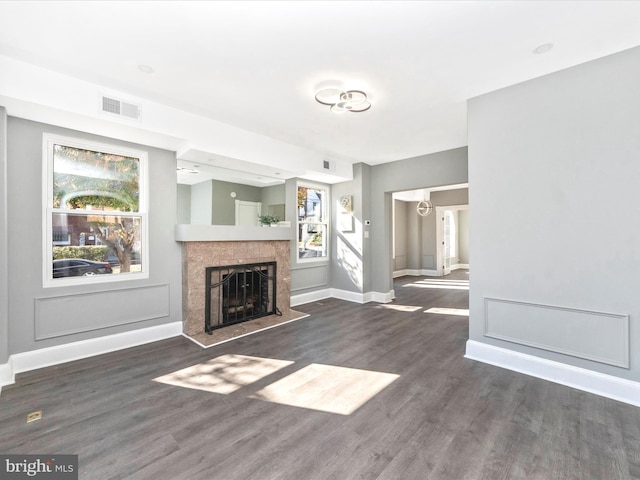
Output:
484 298 629 368
35 284 170 340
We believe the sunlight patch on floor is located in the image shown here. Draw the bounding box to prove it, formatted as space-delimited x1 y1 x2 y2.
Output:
153 354 293 394
424 307 469 316
250 364 399 415
375 304 423 312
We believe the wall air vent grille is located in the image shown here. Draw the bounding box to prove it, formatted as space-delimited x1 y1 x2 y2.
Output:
322 159 336 172
102 96 120 115
121 102 141 119
101 96 141 120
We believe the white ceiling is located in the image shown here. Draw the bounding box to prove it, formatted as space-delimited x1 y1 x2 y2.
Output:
2 1 640 184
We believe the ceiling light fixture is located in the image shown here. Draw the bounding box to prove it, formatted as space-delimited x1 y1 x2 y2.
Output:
315 88 371 113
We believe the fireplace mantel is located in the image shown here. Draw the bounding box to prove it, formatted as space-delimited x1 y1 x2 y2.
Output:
175 224 292 242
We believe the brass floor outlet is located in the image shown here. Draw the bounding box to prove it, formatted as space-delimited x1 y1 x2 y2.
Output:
26 410 42 423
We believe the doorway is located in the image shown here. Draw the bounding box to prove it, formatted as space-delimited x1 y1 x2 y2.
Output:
391 186 469 279
436 205 469 277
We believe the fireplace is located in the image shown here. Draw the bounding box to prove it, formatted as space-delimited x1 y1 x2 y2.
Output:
179 237 291 337
205 261 278 334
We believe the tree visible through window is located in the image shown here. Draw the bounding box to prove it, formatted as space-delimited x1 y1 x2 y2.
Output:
44 135 148 284
297 184 328 260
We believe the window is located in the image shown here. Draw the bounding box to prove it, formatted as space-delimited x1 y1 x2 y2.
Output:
297 183 329 260
43 134 148 286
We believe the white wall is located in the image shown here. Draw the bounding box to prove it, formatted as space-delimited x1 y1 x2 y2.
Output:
468 46 640 381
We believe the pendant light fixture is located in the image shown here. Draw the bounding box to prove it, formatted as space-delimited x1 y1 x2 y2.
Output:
416 199 433 216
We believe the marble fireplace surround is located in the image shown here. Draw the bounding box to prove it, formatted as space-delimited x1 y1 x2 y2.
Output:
177 225 292 337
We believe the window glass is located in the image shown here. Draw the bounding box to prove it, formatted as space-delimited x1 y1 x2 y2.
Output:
53 144 140 211
297 185 328 260
44 135 147 286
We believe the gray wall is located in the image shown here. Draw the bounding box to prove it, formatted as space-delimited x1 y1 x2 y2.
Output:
180 181 285 225
6 117 182 355
177 184 191 224
261 184 286 220
468 46 640 380
330 163 371 293
458 209 469 264
406 202 422 270
0 107 7 364
393 199 408 271
369 148 469 293
212 180 261 225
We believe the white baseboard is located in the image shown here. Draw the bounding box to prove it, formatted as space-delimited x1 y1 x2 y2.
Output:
393 269 439 277
0 359 14 390
393 269 408 278
291 288 332 307
421 269 439 276
394 266 468 278
331 288 368 304
291 288 395 307
0 322 182 395
465 340 640 408
369 290 395 303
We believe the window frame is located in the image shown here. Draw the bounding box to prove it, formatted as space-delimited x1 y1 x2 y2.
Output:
42 133 149 287
296 181 330 263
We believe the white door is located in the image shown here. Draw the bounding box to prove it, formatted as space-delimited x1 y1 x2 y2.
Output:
235 200 262 226
436 205 468 276
443 211 452 275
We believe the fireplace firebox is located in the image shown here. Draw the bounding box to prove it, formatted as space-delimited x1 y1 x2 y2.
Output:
205 262 278 334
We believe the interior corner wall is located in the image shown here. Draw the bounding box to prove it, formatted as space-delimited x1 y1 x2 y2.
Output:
0 107 8 365
211 180 261 225
190 180 213 224
260 183 286 218
6 116 182 356
468 46 640 381
330 163 370 293
393 199 408 271
405 202 422 270
369 147 468 295
458 209 469 264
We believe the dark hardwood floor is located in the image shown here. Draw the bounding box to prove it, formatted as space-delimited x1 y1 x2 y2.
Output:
1 270 639 479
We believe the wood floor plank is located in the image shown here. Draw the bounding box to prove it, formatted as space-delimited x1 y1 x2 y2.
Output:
1 270 638 480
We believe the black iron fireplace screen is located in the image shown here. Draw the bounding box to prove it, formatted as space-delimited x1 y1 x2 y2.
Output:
205 262 277 334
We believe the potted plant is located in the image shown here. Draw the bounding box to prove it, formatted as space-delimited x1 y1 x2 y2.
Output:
258 214 280 226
